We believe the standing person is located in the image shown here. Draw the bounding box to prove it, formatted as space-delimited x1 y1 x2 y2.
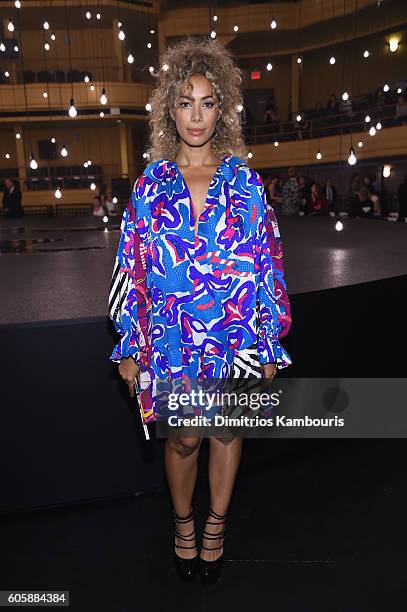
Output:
108 36 292 585
397 173 407 222
2 179 24 218
324 177 338 214
282 167 300 215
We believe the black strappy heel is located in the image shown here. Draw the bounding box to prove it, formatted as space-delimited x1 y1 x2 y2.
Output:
198 507 227 584
173 505 198 582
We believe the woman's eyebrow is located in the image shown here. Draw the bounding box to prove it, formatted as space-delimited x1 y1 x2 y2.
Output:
178 94 215 100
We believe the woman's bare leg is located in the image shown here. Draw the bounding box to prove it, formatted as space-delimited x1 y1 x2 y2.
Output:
165 435 203 559
200 434 243 562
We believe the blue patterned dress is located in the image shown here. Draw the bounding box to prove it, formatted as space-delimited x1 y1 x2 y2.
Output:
108 154 292 423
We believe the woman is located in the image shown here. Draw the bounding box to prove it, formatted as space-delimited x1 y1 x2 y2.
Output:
108 36 292 584
307 182 329 216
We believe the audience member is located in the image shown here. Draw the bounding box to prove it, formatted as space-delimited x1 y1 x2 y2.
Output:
396 95 407 126
282 167 300 215
2 179 24 218
307 182 329 215
92 195 105 217
324 178 338 214
326 94 339 115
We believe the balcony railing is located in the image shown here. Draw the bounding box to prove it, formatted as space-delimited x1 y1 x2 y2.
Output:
243 100 404 145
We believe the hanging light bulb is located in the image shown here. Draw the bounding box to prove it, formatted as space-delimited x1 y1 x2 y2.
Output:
0 43 5 52
210 31 216 39
5 153 11 159
50 32 56 41
146 42 151 48
14 45 19 52
117 21 122 28
347 147 357 166
44 41 50 51
15 0 21 7
316 150 322 160
383 83 389 92
54 188 62 199
42 91 48 98
87 159 91 165
84 74 90 83
247 151 253 158
274 141 279 147
68 98 77 118
113 196 118 204
369 126 376 136
297 57 302 64
90 182 96 190
29 154 38 169
83 162 88 168
397 87 402 94
213 15 217 22
162 63 169 71
127 53 134 64
8 19 15 32
118 29 125 41
90 85 95 91
342 91 349 101
145 102 152 112
335 220 344 232
51 137 56 143
363 50 370 58
376 121 382 130
383 165 391 178
150 29 155 33
358 140 363 148
5 71 10 78
389 37 399 53
96 13 101 20
296 114 302 122
233 25 239 32
149 66 154 74
266 62 273 71
330 56 336 65
16 132 21 139
60 144 68 157
270 18 277 29
43 21 49 30
99 111 104 117
365 114 371 122
100 88 107 105
85 11 91 19
103 215 109 223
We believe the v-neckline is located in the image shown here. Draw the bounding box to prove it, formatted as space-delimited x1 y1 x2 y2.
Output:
173 156 225 239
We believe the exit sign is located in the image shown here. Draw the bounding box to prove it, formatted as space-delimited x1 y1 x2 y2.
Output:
251 70 261 80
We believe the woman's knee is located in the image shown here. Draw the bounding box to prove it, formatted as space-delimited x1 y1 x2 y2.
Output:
168 435 202 457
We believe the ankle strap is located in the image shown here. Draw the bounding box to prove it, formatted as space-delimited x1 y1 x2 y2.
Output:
173 505 194 522
209 507 227 520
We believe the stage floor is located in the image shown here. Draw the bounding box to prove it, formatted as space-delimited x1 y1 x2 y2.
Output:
0 214 407 325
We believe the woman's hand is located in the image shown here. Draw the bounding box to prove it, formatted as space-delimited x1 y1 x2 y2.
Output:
262 363 277 379
118 357 140 398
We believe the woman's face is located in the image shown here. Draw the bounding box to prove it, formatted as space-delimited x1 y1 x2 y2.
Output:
172 73 221 149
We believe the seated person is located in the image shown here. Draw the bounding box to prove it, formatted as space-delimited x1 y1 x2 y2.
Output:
306 182 329 215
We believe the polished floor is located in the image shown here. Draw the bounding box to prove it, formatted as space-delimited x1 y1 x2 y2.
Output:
1 213 407 324
2 438 407 611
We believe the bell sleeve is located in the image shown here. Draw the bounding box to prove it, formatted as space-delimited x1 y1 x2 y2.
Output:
253 172 293 368
108 177 145 365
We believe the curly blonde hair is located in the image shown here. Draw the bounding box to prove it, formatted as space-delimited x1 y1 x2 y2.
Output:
145 35 248 163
